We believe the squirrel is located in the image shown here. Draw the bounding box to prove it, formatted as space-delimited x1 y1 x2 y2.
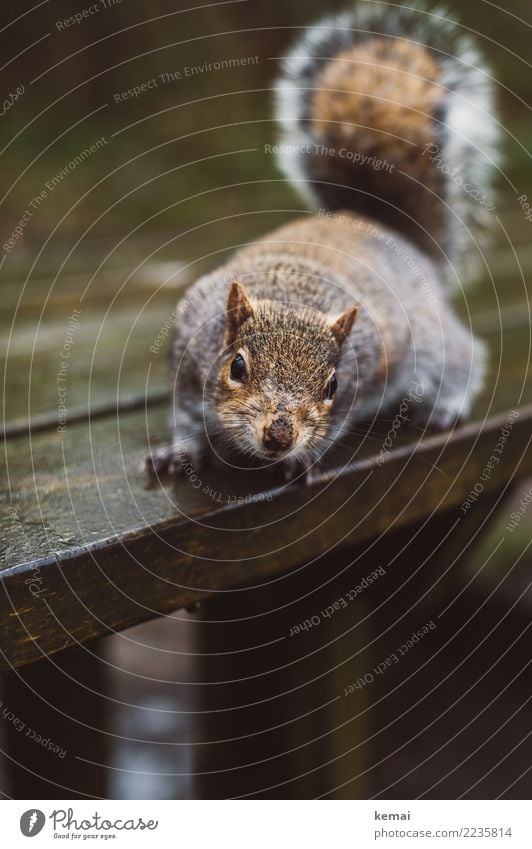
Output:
147 3 499 483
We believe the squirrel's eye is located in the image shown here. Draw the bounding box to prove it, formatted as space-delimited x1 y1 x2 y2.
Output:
230 353 248 383
324 372 337 401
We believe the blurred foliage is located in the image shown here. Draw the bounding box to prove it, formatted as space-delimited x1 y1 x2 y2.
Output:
0 0 531 267
1 1 530 573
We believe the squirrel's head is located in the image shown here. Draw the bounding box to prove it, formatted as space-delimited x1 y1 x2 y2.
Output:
214 281 357 464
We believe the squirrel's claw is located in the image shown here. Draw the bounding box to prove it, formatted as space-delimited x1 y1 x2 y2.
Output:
145 442 200 480
145 446 175 477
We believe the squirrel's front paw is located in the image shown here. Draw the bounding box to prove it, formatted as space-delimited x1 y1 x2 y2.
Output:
145 444 180 478
144 441 203 479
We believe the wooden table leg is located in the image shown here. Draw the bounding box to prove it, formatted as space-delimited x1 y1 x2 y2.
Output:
193 492 509 799
193 544 373 800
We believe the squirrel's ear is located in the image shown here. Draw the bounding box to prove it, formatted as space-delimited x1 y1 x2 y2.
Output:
329 303 358 345
225 280 254 345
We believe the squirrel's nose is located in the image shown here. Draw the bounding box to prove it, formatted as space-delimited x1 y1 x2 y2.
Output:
263 414 294 452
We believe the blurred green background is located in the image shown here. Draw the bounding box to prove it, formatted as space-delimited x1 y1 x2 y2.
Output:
1 0 531 561
1 0 531 264
1 0 531 800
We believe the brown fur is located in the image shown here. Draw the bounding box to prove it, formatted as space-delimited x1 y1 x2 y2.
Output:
146 13 492 480
302 38 448 257
312 38 444 153
214 295 350 462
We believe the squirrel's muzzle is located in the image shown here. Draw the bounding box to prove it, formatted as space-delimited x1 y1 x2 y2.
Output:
263 414 294 453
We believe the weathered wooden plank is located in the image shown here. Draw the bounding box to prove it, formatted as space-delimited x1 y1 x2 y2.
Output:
0 252 202 428
1 300 175 428
1 405 530 673
1 309 527 442
1 215 530 672
2 216 530 430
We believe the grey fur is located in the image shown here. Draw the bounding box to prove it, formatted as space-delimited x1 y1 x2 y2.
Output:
275 2 500 279
147 4 494 481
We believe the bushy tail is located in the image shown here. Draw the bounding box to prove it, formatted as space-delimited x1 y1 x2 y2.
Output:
274 3 499 275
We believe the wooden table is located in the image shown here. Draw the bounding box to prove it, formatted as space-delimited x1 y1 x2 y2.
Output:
1 215 531 798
